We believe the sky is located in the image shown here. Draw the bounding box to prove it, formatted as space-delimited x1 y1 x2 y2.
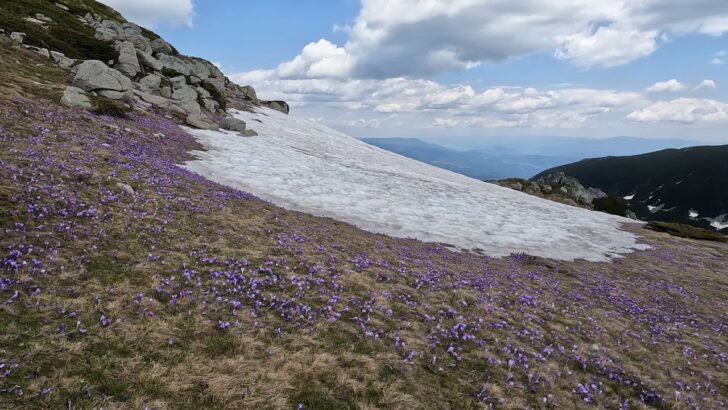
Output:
100 0 728 144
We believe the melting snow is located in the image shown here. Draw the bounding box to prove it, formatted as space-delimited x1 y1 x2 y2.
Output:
708 214 728 230
648 204 664 213
183 108 648 262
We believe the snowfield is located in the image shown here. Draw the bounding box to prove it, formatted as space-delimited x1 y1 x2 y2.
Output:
183 108 649 261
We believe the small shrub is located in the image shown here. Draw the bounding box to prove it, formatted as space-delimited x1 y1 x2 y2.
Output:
91 96 131 118
593 194 629 217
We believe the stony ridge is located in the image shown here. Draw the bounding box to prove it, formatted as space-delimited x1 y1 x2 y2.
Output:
2 4 288 136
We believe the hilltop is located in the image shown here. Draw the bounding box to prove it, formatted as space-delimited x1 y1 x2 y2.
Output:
0 1 727 409
535 145 728 232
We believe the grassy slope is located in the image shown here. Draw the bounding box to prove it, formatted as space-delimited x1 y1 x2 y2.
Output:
0 0 161 61
0 38 727 409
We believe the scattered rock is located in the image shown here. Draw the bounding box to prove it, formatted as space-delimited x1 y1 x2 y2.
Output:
160 86 172 99
115 41 141 78
219 117 247 132
241 129 258 137
24 45 50 58
116 182 135 195
158 54 192 76
169 76 187 90
10 32 26 44
240 85 257 101
61 86 93 110
150 38 173 55
96 89 132 101
262 100 290 115
35 13 54 23
136 50 163 71
133 90 170 107
172 87 197 102
55 2 70 11
186 113 219 130
138 74 162 93
72 60 132 95
50 51 76 69
24 17 47 25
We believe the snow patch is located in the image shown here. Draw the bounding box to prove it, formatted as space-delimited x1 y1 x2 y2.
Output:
623 194 635 200
689 210 699 219
648 204 664 213
182 108 648 262
707 214 728 230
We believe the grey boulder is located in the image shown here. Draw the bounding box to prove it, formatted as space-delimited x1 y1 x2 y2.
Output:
262 100 290 115
10 32 26 44
72 60 132 93
51 51 76 69
136 49 163 71
219 117 247 132
61 86 93 110
158 54 191 76
186 113 219 130
240 85 257 101
150 38 174 55
138 74 162 93
115 41 141 78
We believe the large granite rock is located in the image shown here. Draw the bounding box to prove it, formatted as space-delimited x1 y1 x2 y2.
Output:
136 49 163 71
72 60 132 94
240 85 257 101
115 41 141 78
262 100 290 115
150 38 173 54
219 117 247 132
138 74 162 93
158 54 191 76
186 113 219 130
61 86 93 110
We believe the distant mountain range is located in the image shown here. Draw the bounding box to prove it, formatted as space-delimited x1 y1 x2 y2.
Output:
535 145 728 232
362 137 699 180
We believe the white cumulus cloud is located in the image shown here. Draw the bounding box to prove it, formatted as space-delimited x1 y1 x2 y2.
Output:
98 0 194 28
646 79 685 92
628 98 728 123
694 79 717 90
240 0 728 80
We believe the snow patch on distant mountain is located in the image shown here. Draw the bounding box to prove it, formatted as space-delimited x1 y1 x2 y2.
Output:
183 108 649 262
708 214 728 230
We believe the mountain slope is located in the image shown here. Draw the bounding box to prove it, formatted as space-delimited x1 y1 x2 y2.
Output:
535 145 728 231
362 137 576 179
185 108 647 262
2 2 728 409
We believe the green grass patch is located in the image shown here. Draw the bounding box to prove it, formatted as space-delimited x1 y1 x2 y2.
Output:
646 221 727 242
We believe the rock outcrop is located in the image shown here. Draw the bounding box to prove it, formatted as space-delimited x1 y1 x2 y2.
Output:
72 60 132 99
1 6 288 132
532 172 607 205
491 172 607 210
